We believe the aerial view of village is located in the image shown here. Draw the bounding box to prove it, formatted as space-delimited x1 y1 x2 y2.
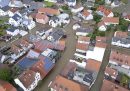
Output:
0 0 130 91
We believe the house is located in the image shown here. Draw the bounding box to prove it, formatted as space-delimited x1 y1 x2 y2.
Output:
29 1 44 10
41 48 57 63
0 80 17 91
111 0 121 7
76 27 93 36
78 9 93 20
101 80 129 91
9 0 23 8
102 17 119 25
14 69 41 91
22 18 36 30
49 13 70 27
111 31 130 48
105 67 118 79
73 22 81 30
38 8 60 16
98 21 107 31
10 44 24 60
65 0 76 6
105 0 112 4
0 6 10 16
86 42 107 62
98 17 119 31
6 28 19 36
26 49 40 59
123 14 130 21
109 50 130 69
22 0 32 6
96 6 114 17
0 0 10 8
9 13 22 27
78 36 90 44
36 13 49 24
76 42 89 53
34 40 65 51
85 59 101 72
70 6 84 14
47 29 64 42
49 75 88 91
84 0 95 7
8 8 19 17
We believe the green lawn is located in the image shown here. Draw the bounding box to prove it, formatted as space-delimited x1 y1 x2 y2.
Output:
44 1 55 7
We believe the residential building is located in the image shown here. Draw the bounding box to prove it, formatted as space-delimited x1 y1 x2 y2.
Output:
22 18 36 30
49 13 70 28
105 67 118 79
86 42 107 62
47 29 64 42
6 28 19 36
102 17 119 25
111 31 130 48
85 59 101 72
76 27 93 36
9 13 22 27
98 21 107 31
65 0 76 6
78 9 93 20
8 8 19 17
101 80 129 91
105 0 112 4
0 0 10 8
38 8 60 16
0 80 17 91
109 50 130 69
9 0 23 8
70 6 84 14
96 6 114 17
123 14 130 21
0 6 10 16
14 69 41 91
36 13 49 24
76 42 89 53
49 75 88 91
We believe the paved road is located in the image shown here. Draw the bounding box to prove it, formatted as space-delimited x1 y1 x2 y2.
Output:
90 30 114 91
34 20 77 91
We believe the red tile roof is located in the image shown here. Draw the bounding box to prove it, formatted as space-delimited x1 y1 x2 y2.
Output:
114 31 128 38
31 59 47 79
82 9 90 17
18 69 37 88
78 36 90 42
105 67 118 78
110 50 130 66
96 36 107 42
38 8 60 15
61 62 77 77
97 6 113 16
95 42 107 48
103 17 119 24
36 13 48 20
50 75 88 91
76 42 88 51
101 80 129 91
85 59 101 72
0 80 17 91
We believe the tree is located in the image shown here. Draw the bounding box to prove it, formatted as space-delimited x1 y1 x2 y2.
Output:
0 68 12 81
93 13 102 23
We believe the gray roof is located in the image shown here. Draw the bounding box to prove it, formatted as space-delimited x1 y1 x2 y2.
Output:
50 29 64 41
12 14 21 21
66 0 75 2
29 1 44 10
22 0 32 4
76 27 93 33
0 0 10 8
112 37 130 44
1 6 10 11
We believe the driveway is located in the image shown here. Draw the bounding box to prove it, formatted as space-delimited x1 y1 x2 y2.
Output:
34 20 77 91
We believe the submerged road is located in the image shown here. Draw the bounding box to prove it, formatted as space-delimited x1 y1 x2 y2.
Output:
34 20 77 91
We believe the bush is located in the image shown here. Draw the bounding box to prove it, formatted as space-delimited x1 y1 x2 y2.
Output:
93 13 102 23
44 1 55 7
